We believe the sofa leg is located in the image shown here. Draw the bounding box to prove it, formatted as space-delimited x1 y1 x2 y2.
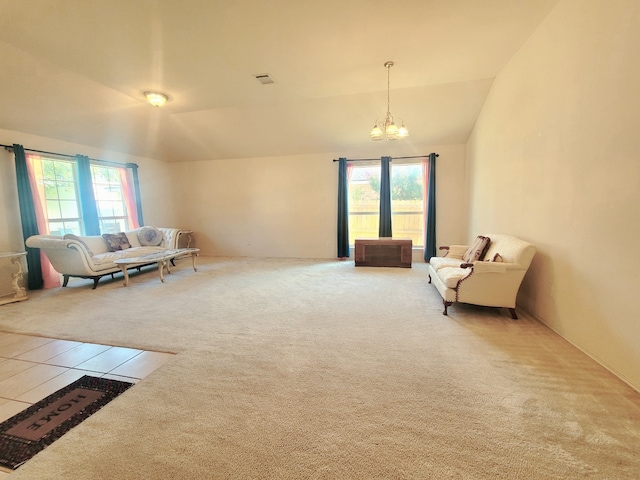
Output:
428 274 432 284
62 275 69 287
443 300 452 316
92 278 99 290
509 308 518 320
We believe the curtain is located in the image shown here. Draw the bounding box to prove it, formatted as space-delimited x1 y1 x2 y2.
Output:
76 154 100 235
337 158 350 258
127 163 144 226
379 156 392 237
14 144 44 290
26 155 62 288
423 153 437 261
119 168 140 229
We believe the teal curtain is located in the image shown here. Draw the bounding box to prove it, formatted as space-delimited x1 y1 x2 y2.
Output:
14 144 44 290
127 163 144 226
337 157 350 258
379 156 392 237
424 153 437 261
75 155 100 235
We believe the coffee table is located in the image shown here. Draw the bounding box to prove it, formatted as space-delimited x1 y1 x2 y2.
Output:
114 248 200 287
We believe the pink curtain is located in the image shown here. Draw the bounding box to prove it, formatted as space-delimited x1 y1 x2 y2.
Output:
119 168 140 229
26 155 61 288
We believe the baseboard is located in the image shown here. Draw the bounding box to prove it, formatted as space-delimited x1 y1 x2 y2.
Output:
521 309 640 394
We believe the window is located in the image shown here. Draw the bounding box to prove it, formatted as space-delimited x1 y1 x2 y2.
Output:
390 163 424 247
348 165 380 241
91 165 129 234
30 155 135 236
348 161 424 247
38 158 83 236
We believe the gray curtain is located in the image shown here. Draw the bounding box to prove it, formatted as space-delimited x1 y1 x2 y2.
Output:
379 156 392 237
337 158 350 258
424 153 437 261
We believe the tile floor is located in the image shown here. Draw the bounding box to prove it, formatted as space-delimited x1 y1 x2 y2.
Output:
0 332 175 477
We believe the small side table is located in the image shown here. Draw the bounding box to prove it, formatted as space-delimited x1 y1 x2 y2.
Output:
0 252 28 306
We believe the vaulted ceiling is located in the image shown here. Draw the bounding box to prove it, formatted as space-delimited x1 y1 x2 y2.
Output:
0 0 559 162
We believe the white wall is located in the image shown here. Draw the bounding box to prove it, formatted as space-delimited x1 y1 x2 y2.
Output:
0 127 178 251
467 0 640 389
170 143 467 259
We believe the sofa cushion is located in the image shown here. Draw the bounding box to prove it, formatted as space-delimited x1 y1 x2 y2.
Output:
463 236 490 263
137 226 164 246
437 267 472 289
91 246 166 267
102 232 131 251
429 256 464 271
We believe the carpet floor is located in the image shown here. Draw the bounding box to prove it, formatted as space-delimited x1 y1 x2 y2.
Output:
0 256 639 479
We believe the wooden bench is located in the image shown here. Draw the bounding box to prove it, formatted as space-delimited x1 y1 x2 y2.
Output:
354 238 412 268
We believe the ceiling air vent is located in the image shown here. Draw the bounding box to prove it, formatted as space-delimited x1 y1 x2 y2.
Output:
253 73 275 85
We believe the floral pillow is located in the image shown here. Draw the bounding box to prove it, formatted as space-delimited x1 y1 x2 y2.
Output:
102 232 131 251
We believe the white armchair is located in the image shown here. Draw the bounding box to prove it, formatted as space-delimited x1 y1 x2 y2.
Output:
428 234 536 319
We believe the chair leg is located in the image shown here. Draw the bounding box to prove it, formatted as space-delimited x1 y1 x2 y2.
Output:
428 274 432 284
509 308 518 320
443 300 452 315
62 275 69 287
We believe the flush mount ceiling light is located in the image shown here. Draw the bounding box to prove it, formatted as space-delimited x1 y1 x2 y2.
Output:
144 91 169 107
370 61 409 141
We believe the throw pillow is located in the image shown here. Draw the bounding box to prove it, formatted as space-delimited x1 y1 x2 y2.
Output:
102 232 131 251
462 235 491 263
137 226 164 246
63 233 94 257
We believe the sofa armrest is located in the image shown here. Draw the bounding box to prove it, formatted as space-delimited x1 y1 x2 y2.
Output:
455 261 528 308
462 261 525 273
157 228 182 249
25 235 99 276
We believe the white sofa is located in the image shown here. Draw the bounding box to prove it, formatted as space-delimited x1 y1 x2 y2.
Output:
428 234 536 319
25 227 182 289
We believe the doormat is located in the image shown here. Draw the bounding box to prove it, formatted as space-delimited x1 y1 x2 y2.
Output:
0 375 133 470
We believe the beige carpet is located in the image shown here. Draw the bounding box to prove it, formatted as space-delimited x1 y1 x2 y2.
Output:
1 257 639 479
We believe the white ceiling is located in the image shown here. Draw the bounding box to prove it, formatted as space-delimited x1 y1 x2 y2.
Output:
0 0 559 162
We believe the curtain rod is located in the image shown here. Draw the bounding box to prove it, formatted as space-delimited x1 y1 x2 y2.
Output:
1 143 138 168
332 153 438 162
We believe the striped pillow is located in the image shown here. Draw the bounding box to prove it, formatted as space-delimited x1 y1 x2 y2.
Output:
462 236 491 263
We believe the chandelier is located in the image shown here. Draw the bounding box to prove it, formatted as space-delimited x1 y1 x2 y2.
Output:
144 91 169 107
370 61 409 141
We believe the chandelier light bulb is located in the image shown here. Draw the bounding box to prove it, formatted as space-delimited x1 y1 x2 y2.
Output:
370 124 384 140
